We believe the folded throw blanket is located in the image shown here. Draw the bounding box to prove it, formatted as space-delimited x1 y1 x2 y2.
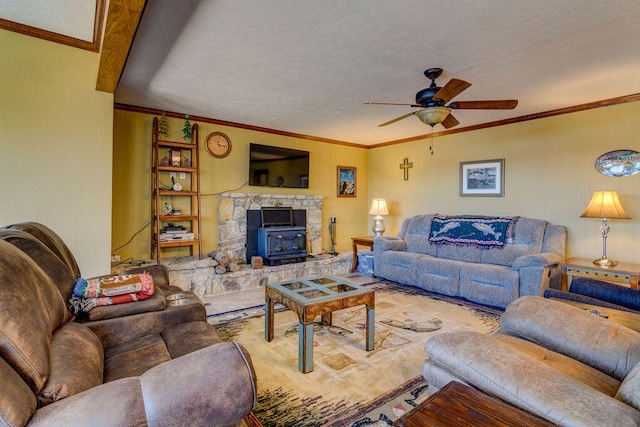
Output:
429 215 519 249
69 273 155 314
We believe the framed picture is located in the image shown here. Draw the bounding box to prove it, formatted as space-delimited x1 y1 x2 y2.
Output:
459 159 505 197
337 166 357 197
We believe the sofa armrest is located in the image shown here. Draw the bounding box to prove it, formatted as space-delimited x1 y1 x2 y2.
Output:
501 296 640 381
512 252 562 271
27 341 256 427
373 235 406 252
424 331 640 427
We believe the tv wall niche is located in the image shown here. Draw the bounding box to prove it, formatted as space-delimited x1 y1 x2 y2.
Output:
249 143 310 189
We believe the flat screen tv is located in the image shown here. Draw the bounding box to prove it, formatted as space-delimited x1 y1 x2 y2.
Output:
249 143 310 188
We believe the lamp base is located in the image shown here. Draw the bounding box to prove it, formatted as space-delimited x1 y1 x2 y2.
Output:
371 215 385 237
592 257 618 267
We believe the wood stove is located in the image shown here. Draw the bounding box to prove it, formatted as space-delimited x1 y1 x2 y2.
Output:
252 207 307 266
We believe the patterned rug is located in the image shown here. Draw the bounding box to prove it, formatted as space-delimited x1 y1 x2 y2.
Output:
210 281 501 427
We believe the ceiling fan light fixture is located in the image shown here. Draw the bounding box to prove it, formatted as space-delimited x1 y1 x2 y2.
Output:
415 107 451 126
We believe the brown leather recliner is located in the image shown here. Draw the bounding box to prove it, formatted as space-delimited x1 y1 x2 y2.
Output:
0 223 257 427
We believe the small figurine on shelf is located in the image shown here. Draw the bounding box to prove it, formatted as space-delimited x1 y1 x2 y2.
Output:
183 114 192 141
158 112 169 139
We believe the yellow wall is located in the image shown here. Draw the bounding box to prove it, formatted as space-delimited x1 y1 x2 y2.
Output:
112 110 369 260
368 101 640 264
0 29 114 277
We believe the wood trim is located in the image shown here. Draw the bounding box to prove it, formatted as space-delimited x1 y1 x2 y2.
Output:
114 103 363 148
96 0 147 93
370 93 640 148
118 92 640 150
0 0 105 52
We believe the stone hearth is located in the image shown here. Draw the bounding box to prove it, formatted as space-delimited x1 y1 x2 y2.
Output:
218 193 323 262
163 253 350 298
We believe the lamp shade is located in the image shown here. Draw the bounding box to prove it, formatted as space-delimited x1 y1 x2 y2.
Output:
580 190 630 219
368 199 389 216
415 107 451 126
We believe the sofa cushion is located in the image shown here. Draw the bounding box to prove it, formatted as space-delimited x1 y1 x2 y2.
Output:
2 222 81 278
37 322 104 407
161 321 223 359
570 277 640 312
0 229 77 309
86 287 167 321
402 214 438 256
0 241 68 392
414 256 462 296
103 334 172 382
616 359 640 410
436 244 482 263
493 332 621 397
0 356 37 427
459 263 519 308
501 296 640 381
481 218 546 266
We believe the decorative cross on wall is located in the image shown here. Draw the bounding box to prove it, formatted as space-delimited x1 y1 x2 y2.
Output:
400 158 413 181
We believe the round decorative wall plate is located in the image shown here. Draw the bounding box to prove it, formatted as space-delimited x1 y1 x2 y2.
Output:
595 150 640 177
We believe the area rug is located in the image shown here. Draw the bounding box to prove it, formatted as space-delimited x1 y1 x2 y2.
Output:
211 281 501 427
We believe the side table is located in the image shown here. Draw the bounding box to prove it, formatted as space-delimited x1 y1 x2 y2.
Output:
393 381 554 427
561 257 640 291
351 236 374 273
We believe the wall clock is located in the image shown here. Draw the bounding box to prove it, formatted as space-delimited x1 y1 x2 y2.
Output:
206 132 232 158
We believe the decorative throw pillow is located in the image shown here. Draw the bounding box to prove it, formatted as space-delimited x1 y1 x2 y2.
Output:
616 360 640 410
37 322 104 407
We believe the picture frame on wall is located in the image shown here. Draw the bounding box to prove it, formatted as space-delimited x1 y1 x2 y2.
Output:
460 159 505 197
337 166 357 197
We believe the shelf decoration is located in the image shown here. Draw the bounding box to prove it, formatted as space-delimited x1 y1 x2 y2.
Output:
183 114 192 141
169 147 182 166
158 112 169 138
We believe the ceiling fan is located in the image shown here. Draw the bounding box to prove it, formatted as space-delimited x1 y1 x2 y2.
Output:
366 68 518 129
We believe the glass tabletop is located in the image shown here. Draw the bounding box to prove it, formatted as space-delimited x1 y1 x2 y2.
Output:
268 275 368 303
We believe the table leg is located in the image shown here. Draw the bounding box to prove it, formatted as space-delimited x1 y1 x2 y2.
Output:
351 240 358 272
265 297 274 342
299 322 314 373
366 305 375 351
321 312 332 326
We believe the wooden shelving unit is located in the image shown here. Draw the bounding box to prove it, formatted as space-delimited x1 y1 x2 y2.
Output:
151 117 202 263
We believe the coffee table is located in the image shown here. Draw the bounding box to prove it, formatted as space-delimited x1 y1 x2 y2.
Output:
264 275 375 373
393 381 555 426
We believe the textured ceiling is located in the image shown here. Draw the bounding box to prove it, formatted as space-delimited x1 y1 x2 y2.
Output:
6 1 640 146
114 0 640 145
0 0 96 41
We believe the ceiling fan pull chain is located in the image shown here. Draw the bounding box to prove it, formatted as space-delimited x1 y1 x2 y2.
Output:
429 126 435 155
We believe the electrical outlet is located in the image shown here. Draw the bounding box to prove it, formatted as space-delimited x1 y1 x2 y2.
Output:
179 172 186 179
169 172 176 178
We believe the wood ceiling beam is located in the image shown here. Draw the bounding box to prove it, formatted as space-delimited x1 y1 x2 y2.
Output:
96 0 146 93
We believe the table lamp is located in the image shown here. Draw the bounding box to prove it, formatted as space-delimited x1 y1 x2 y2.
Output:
369 199 389 237
580 190 630 267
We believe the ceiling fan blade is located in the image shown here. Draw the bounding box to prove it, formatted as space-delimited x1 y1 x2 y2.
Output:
365 102 420 107
432 78 471 104
450 100 518 110
377 111 416 127
441 114 460 129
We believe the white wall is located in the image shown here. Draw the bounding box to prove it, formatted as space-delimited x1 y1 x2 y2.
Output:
0 29 114 277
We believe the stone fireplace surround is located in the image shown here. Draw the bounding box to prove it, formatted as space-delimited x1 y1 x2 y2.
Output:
156 193 350 298
218 192 323 261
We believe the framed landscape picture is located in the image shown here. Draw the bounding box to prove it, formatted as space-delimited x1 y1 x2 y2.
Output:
337 166 357 197
459 159 505 197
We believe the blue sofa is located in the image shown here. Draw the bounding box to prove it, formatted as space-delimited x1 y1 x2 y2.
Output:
374 214 567 309
545 277 640 313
